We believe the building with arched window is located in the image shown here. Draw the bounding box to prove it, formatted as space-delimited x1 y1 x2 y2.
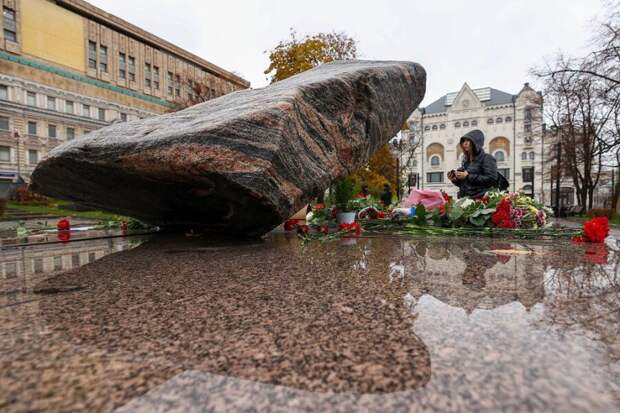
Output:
403 82 548 201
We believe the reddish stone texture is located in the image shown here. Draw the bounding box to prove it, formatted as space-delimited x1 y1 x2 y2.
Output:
30 60 426 236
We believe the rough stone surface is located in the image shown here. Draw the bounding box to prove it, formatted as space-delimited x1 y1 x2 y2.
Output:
30 60 426 235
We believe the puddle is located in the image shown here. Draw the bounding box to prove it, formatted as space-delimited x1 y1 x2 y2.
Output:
1 233 619 412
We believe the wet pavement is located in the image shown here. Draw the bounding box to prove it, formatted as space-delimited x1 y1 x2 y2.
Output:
0 232 619 412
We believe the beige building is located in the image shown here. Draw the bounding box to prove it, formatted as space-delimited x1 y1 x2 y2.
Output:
0 0 249 188
400 83 546 202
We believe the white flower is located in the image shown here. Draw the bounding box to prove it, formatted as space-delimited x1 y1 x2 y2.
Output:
455 198 474 209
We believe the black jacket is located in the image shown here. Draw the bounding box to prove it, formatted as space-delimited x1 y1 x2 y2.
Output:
453 130 498 198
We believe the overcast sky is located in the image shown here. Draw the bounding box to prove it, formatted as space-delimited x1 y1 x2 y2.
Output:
89 0 604 106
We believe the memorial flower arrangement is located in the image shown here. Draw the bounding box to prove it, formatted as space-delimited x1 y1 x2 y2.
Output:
438 191 554 230
290 188 610 244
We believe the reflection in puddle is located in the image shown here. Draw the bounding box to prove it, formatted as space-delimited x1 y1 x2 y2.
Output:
1 233 619 412
0 235 146 298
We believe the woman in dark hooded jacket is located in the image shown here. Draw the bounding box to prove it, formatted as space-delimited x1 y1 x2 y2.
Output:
448 129 498 198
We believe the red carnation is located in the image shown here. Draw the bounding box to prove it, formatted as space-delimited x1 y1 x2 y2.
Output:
57 218 70 232
296 224 309 235
284 219 299 231
318 225 329 234
583 216 609 243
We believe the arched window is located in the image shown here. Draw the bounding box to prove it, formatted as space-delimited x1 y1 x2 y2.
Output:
463 121 469 127
505 116 512 122
430 155 441 166
454 121 461 128
412 159 417 167
494 150 505 162
521 152 527 160
496 117 503 123
471 120 478 126
432 124 438 130
529 151 535 160
440 123 446 129
487 118 494 124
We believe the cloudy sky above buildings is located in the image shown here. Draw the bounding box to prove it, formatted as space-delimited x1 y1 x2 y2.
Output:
90 0 603 106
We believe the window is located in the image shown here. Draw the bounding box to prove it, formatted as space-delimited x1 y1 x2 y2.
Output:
175 75 181 96
0 84 7 100
524 108 532 122
427 172 444 183
53 256 63 271
454 121 461 128
167 71 173 95
66 127 75 140
529 151 535 160
522 167 534 182
88 252 96 263
99 45 108 73
48 124 57 138
72 253 80 268
33 258 43 274
496 117 503 123
120 113 127 122
424 125 430 131
83 104 90 117
144 63 152 88
505 116 512 122
524 124 532 133
88 41 97 70
47 96 56 111
118 53 126 79
430 155 441 166
432 125 437 130
493 150 505 162
440 123 446 129
487 118 494 124
521 152 527 160
3 7 17 43
27 92 36 106
98 108 106 121
498 168 510 180
28 149 38 164
27 121 37 135
463 121 469 127
153 66 160 90
128 56 136 81
84 130 91 135
412 159 417 167
0 116 8 130
5 262 17 278
471 120 478 126
0 146 10 161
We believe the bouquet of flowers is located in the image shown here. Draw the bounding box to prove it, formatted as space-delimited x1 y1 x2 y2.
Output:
423 191 554 229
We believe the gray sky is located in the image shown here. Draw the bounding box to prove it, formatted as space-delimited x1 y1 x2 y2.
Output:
89 0 603 106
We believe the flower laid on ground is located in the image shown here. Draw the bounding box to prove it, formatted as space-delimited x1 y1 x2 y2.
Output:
338 222 361 237
572 216 609 243
57 218 70 231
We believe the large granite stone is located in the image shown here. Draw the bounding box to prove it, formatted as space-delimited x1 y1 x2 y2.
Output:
30 60 426 236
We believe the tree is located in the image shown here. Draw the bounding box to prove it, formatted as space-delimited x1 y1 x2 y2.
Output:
349 144 398 197
533 2 620 212
264 29 357 83
167 80 221 112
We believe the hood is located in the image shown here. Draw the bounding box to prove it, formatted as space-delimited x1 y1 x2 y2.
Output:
460 129 485 155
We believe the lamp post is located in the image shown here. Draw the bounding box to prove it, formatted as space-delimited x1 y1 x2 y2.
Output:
555 141 561 216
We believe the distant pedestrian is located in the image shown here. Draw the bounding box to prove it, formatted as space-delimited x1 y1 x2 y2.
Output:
380 184 392 207
355 184 370 199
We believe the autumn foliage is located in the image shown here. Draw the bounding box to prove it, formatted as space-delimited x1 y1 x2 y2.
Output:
264 29 357 84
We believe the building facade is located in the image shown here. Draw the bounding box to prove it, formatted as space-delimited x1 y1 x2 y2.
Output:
400 83 547 202
0 0 249 186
